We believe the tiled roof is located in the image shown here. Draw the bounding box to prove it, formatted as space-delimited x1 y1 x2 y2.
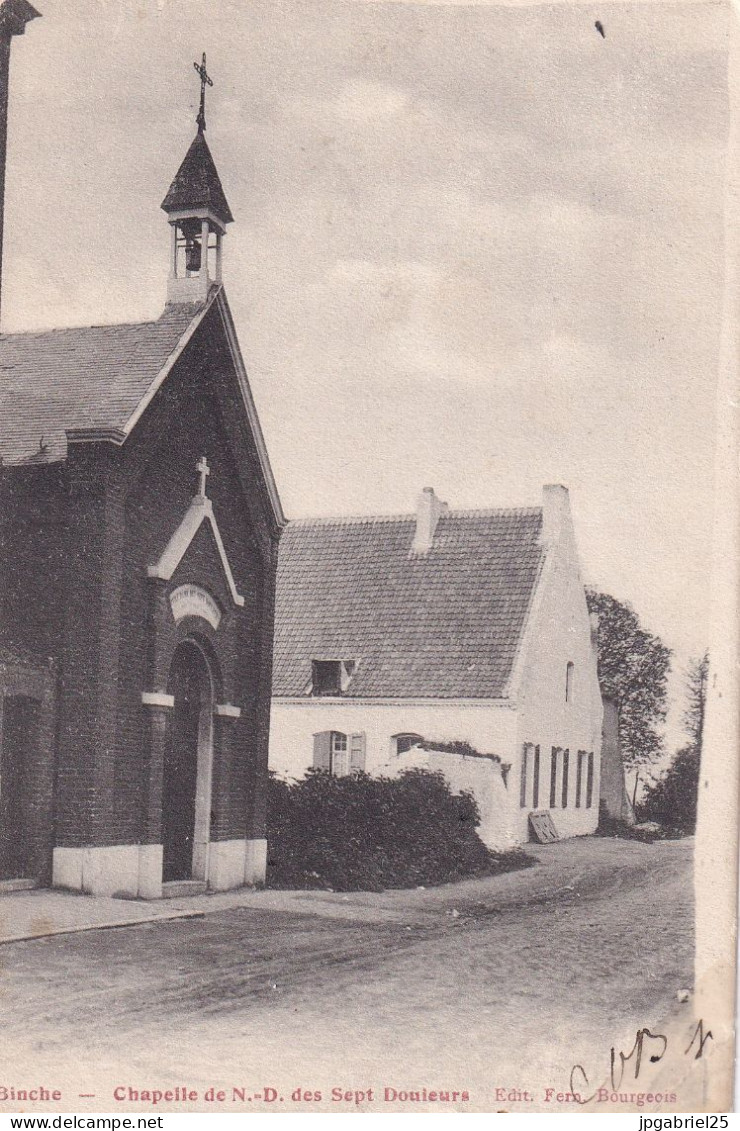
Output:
273 507 545 700
161 129 234 226
0 301 203 464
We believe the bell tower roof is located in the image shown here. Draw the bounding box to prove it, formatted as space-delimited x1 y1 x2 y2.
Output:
162 55 233 305
0 0 41 37
161 129 233 228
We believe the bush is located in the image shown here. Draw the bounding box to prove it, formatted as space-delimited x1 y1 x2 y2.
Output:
421 738 499 762
266 767 533 892
420 739 511 785
597 800 685 842
596 802 635 839
637 744 699 834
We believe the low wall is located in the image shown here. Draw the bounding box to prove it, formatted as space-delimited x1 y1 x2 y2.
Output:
379 746 513 852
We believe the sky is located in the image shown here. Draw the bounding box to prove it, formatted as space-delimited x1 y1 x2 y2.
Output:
2 0 730 742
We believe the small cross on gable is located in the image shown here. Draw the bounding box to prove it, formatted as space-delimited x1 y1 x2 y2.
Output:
196 455 210 497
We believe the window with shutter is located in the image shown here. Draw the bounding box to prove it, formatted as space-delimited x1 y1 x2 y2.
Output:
550 748 571 808
532 744 540 808
550 747 559 808
586 751 595 807
349 733 366 773
576 750 586 808
561 749 570 808
312 731 332 771
519 745 529 808
331 731 349 776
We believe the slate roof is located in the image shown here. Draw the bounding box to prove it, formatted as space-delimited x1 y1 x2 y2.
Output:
273 507 546 700
0 301 203 464
161 129 234 226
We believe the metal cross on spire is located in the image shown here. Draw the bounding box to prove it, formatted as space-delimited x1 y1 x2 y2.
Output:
193 52 213 132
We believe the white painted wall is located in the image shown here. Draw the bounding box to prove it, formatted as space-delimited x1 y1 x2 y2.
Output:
509 489 603 843
269 487 603 850
378 745 514 851
270 697 517 780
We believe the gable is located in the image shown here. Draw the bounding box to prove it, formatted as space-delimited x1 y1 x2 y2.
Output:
149 492 244 608
0 302 203 464
0 286 284 531
273 509 546 700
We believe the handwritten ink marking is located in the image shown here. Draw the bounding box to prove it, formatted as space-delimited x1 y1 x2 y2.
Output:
567 1017 713 1107
611 1028 668 1089
569 1064 596 1107
685 1019 713 1060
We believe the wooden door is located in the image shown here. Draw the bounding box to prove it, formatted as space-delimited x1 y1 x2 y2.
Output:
0 696 33 880
162 648 203 882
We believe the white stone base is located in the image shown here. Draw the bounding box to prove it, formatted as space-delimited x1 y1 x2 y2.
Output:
208 839 247 891
53 844 163 899
52 839 267 897
138 844 164 900
208 838 267 889
245 838 267 885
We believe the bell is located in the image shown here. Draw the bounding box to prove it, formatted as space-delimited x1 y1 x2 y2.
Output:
185 238 202 273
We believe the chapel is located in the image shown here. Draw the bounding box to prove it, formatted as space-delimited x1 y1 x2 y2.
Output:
0 22 284 896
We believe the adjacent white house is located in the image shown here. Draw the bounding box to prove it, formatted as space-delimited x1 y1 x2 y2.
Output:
269 484 604 848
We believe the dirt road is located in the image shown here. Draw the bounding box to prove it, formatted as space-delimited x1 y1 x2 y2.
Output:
0 836 694 1112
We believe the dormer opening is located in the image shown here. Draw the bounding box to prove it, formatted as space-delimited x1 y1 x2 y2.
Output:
310 659 356 697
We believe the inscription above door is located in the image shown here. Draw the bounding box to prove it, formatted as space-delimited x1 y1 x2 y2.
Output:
169 585 222 630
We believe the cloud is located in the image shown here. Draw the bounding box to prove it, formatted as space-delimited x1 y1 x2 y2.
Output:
3 0 726 674
286 80 411 127
333 80 411 120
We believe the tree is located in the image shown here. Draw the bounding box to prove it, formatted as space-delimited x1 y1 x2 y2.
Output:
586 589 672 769
683 650 709 751
640 652 708 831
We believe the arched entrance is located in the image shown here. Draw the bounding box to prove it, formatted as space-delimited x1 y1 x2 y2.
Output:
162 641 214 882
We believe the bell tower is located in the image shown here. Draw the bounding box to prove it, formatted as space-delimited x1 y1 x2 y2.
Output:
161 54 233 305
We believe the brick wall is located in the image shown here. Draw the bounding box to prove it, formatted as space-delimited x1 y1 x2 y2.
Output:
0 463 68 662
2 305 281 868
54 444 125 847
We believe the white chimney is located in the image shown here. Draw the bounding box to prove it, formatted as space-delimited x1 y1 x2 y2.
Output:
541 483 570 545
411 487 448 555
